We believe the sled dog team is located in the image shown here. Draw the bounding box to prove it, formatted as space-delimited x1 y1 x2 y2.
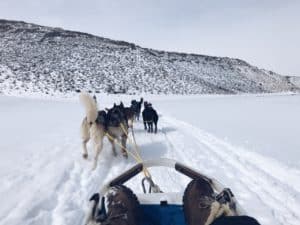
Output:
79 92 158 169
80 92 261 225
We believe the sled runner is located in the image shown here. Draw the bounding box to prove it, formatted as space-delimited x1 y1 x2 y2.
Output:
83 158 253 225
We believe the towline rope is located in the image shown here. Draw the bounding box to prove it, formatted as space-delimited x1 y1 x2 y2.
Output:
103 122 152 178
120 122 152 178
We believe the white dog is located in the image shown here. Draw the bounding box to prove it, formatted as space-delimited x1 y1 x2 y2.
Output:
79 93 128 169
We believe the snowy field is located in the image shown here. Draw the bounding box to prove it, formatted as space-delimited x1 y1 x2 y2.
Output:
0 94 300 225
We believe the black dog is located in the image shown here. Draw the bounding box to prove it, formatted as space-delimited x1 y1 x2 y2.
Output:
99 102 128 129
131 98 143 121
142 101 158 133
124 105 135 128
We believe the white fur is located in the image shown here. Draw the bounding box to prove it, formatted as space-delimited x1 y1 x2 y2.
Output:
81 118 90 157
79 92 98 123
128 119 133 128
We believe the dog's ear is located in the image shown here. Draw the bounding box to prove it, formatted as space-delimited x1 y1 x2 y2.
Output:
113 103 116 107
120 101 124 107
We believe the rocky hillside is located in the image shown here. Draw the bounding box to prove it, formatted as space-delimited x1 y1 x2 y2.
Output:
0 19 299 95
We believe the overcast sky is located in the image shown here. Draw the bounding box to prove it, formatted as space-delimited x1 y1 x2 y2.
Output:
1 0 299 76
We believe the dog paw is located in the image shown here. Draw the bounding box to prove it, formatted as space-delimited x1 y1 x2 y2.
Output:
82 153 88 159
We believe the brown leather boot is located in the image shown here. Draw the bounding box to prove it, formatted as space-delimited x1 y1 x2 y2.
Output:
104 185 140 225
183 178 215 225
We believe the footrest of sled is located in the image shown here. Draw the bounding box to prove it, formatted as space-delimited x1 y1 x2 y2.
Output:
109 163 143 186
175 163 212 183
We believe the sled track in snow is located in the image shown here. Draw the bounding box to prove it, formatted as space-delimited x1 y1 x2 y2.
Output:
1 115 299 225
160 117 300 225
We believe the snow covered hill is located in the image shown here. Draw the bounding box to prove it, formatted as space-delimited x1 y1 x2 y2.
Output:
1 19 299 96
0 94 300 225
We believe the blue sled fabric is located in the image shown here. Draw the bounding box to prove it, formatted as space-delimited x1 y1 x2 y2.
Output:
140 204 187 225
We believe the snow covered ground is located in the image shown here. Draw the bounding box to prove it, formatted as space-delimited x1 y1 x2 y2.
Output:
0 94 299 225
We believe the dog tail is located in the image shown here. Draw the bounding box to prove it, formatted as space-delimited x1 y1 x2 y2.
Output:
79 92 98 124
